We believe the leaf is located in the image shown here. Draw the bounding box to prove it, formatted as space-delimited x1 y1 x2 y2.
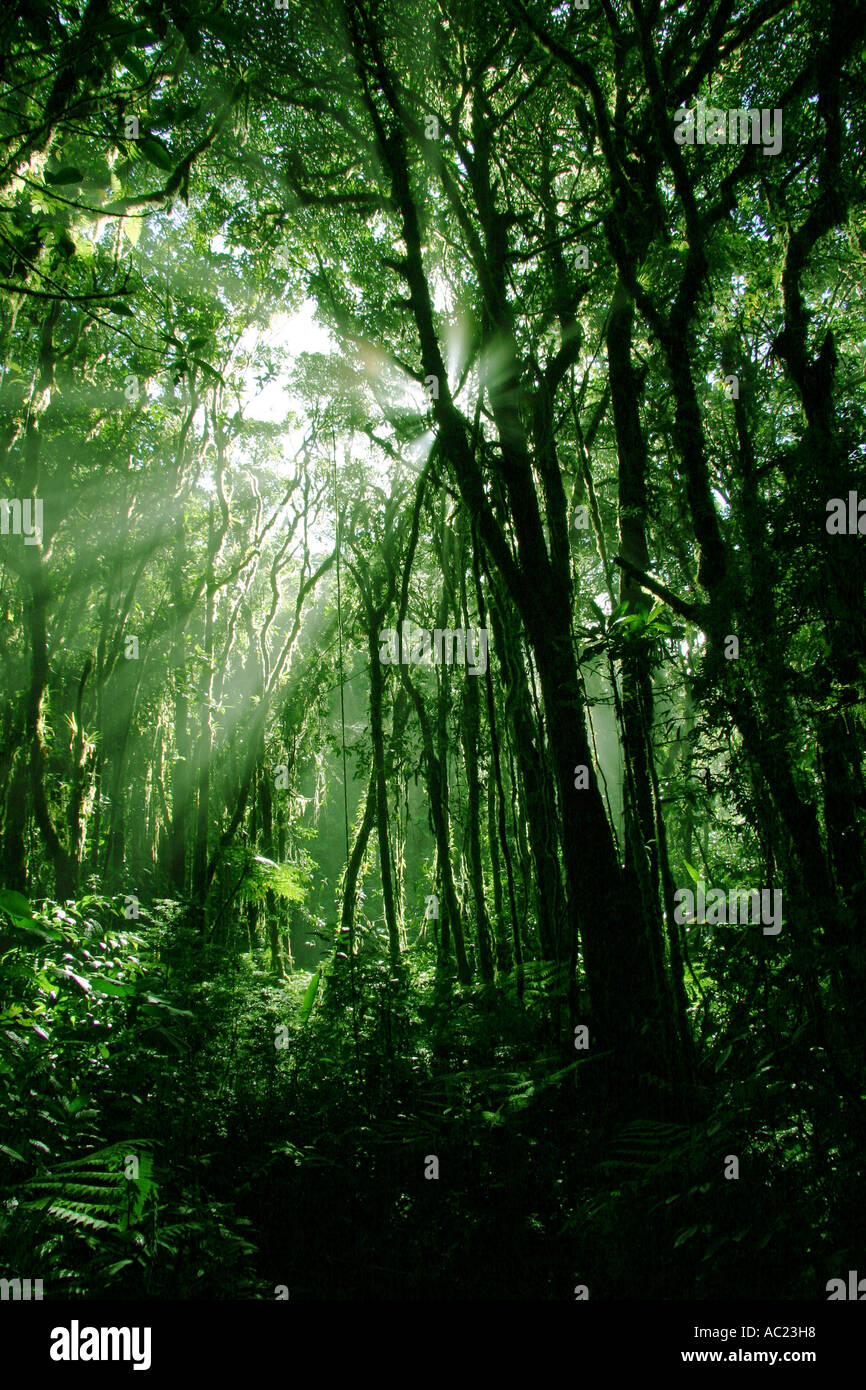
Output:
4 915 60 943
228 850 307 905
140 994 193 1018
121 216 142 247
299 968 322 1024
44 166 84 186
90 976 135 997
682 860 701 885
122 52 149 83
120 1150 154 1229
49 1205 114 1231
106 302 135 317
137 134 175 173
56 968 92 993
192 357 225 385
0 888 34 921
0 1143 24 1162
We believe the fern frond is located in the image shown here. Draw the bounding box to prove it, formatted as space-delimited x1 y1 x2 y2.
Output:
12 1141 157 1235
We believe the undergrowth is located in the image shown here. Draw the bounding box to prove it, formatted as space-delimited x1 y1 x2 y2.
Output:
1 889 862 1299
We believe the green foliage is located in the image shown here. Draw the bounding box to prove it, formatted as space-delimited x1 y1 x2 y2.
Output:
0 892 260 1296
228 852 308 906
17 1142 155 1235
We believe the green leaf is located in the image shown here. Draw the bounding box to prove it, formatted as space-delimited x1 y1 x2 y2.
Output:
44 166 84 186
137 134 175 173
90 976 136 997
682 860 702 885
122 52 149 83
121 216 142 247
193 357 226 385
120 1150 154 1229
55 967 92 993
299 967 322 1024
0 888 34 920
140 994 193 1018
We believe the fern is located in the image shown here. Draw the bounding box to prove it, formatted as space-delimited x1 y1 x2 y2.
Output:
219 850 307 905
15 1142 156 1235
599 1118 695 1171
